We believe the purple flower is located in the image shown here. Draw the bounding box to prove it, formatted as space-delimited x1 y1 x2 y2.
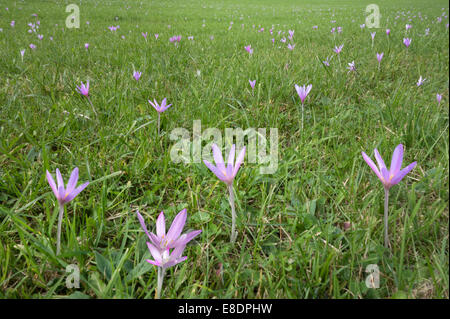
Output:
376 52 384 63
361 144 417 190
169 35 181 43
436 93 442 105
287 43 295 50
371 32 376 40
29 43 36 50
295 84 312 104
280 37 286 43
142 32 148 39
337 26 342 33
249 79 256 90
244 45 253 54
403 38 411 47
154 33 159 39
84 43 89 50
148 98 172 113
76 81 89 97
46 167 89 206
386 29 391 35
405 24 412 30
360 23 365 29
136 209 202 299
312 25 318 29
133 71 142 81
323 56 331 67
416 76 426 87
188 36 194 40
347 61 356 73
20 49 25 58
203 144 246 186
10 20 15 27
333 44 344 54
136 209 201 253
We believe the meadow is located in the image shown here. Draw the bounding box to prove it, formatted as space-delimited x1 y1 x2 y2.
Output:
0 0 448 299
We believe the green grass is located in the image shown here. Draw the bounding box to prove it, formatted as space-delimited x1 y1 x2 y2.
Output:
0 0 448 298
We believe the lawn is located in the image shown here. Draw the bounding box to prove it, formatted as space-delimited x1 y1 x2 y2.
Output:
0 0 448 299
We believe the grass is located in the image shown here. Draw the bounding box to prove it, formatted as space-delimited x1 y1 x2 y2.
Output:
0 0 448 298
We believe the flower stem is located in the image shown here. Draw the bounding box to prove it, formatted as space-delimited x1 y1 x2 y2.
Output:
301 103 304 130
157 113 160 136
56 203 64 255
228 184 237 243
156 266 166 299
87 96 97 117
384 188 390 249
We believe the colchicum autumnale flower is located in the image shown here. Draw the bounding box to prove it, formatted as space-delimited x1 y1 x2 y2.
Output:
136 209 201 298
204 144 245 243
361 144 417 248
46 167 89 255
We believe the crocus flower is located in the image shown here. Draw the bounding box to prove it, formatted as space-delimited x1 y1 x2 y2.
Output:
323 56 332 67
361 144 417 248
133 71 142 81
436 93 442 105
376 52 384 69
360 23 365 29
287 43 295 50
249 79 256 91
244 45 253 54
76 81 97 116
333 44 344 54
416 76 426 87
347 61 356 73
46 167 89 255
149 98 172 113
84 43 89 50
204 144 245 243
10 20 15 27
295 84 312 130
204 144 245 187
386 29 391 35
76 81 89 97
403 38 411 48
142 32 148 40
29 43 36 50
148 98 172 135
136 209 201 252
406 24 412 31
136 209 201 299
20 49 25 60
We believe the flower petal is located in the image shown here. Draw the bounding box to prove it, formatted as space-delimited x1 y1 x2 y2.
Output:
373 149 387 171
390 161 417 185
390 144 404 175
136 210 152 240
232 146 246 178
146 242 162 263
64 181 89 202
46 170 58 198
65 167 79 195
166 209 187 243
204 160 227 181
361 151 383 182
156 211 166 238
212 144 226 175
